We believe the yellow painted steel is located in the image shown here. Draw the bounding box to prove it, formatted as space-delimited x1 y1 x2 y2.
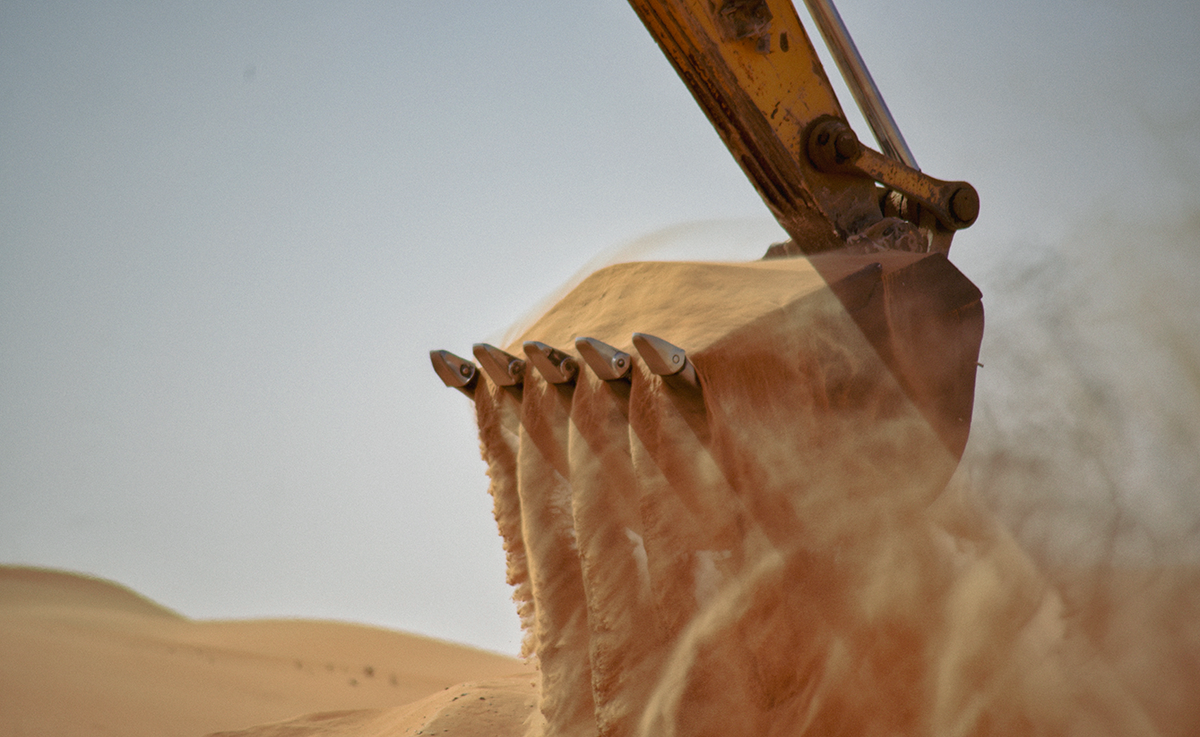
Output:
627 0 882 252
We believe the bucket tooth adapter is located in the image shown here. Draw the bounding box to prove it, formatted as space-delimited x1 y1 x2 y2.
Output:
632 332 700 388
523 341 580 385
428 350 477 398
575 337 633 382
473 343 526 388
430 1 987 735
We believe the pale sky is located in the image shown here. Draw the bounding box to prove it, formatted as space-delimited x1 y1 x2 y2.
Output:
2 1 1198 655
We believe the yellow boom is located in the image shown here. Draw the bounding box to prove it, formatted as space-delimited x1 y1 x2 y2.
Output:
628 0 978 253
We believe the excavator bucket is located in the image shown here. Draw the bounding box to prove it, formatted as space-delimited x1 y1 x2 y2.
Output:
436 248 982 736
430 1 985 735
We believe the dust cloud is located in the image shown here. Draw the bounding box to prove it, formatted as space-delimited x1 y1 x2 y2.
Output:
953 210 1200 736
469 212 1198 737
966 212 1200 569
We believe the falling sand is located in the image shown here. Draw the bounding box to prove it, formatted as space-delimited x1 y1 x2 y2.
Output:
5 218 1198 736
464 248 1199 737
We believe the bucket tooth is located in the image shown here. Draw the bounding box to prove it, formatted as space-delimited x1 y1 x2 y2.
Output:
523 341 579 385
632 332 698 387
575 337 632 381
430 350 478 397
631 333 687 375
472 343 526 387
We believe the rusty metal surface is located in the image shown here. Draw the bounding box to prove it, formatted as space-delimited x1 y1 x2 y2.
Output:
626 0 883 250
629 0 979 256
806 116 979 250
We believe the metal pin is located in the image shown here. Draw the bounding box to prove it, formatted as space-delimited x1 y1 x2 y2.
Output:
472 343 525 387
429 350 478 397
523 341 579 385
574 337 632 381
632 333 698 387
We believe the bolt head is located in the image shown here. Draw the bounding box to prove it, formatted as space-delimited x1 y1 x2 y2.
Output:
834 131 860 161
950 187 980 224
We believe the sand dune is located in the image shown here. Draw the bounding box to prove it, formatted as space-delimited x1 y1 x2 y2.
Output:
210 676 540 737
0 565 535 737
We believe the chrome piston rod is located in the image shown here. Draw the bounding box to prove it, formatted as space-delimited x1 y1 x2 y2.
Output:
801 0 919 170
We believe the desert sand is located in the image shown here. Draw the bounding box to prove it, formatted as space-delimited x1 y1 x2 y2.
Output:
0 565 536 737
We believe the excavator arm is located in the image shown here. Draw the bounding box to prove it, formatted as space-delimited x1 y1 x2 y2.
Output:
629 0 978 253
